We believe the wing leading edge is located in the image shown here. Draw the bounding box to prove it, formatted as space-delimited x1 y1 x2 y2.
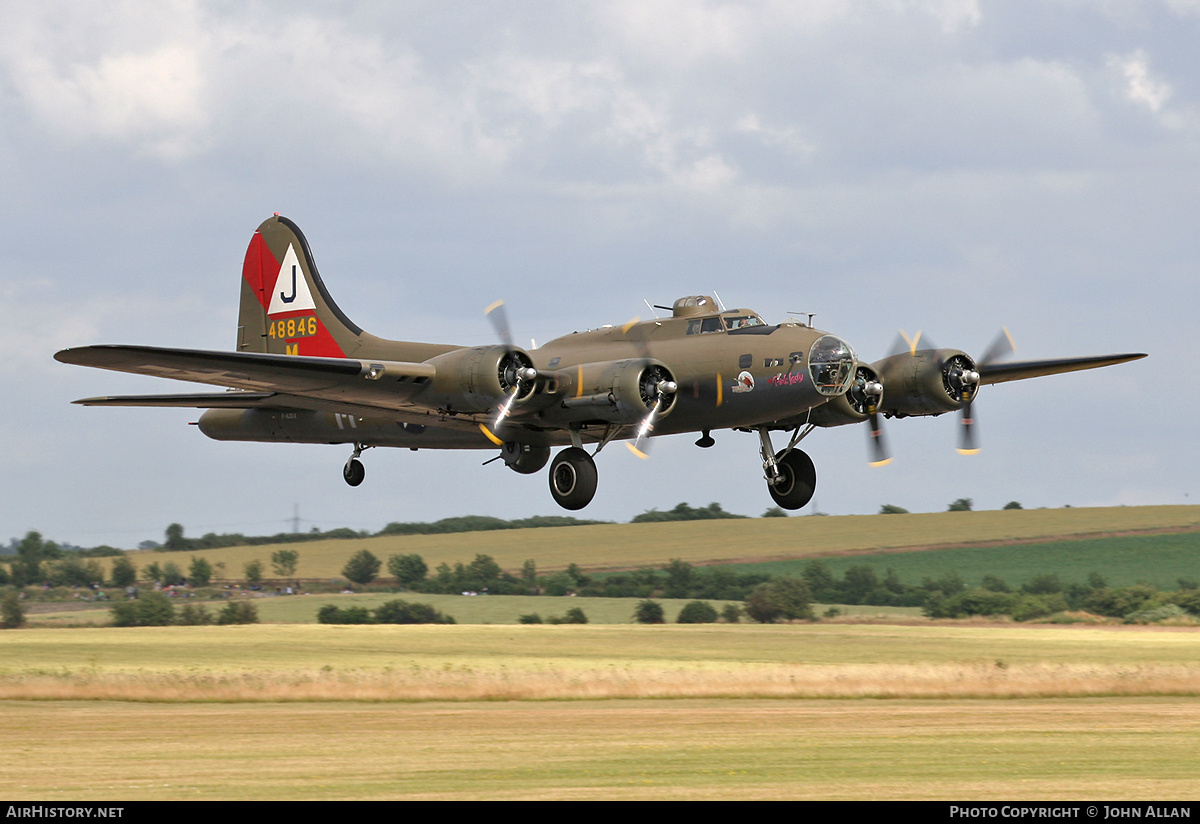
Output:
978 353 1147 385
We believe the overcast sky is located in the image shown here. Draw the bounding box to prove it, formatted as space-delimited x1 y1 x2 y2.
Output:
2 1 1195 549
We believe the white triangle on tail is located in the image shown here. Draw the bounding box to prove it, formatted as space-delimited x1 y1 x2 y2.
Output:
267 244 317 315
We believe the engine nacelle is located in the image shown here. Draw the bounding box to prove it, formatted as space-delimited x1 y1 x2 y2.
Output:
872 349 979 417
556 359 678 425
420 345 536 414
808 365 884 427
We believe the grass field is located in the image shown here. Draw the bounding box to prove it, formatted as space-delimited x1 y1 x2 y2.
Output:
3 623 1199 700
5 697 1200 800
4 623 1200 799
9 505 1200 799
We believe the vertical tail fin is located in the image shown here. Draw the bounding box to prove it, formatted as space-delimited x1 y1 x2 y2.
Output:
238 215 362 357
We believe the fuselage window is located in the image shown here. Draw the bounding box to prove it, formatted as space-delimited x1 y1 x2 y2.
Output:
725 315 765 330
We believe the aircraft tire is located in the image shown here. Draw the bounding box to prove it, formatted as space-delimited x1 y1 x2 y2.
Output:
767 449 816 510
343 458 365 487
548 447 598 510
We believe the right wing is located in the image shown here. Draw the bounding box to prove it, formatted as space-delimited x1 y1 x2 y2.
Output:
978 353 1147 385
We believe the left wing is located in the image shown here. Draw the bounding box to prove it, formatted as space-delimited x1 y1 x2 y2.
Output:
54 345 436 412
70 391 279 408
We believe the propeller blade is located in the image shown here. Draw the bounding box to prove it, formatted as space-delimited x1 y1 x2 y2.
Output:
626 397 661 460
483 300 539 431
978 327 1015 367
893 329 940 357
485 299 514 350
622 316 656 362
957 399 979 455
620 317 676 458
493 386 521 429
867 412 892 467
626 376 678 460
952 328 1011 456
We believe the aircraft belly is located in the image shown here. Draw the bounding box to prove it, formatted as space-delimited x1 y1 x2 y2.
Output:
197 408 492 449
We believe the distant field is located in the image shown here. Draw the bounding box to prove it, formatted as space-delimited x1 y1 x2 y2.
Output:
91 505 1200 580
716 531 1200 589
24 592 916 628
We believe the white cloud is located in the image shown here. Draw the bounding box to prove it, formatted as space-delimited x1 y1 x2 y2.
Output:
9 44 208 159
907 0 982 33
595 0 759 68
737 113 817 157
1109 49 1172 112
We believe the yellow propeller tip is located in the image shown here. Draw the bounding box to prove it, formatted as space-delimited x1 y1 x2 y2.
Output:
626 442 649 460
869 458 893 468
620 317 640 334
484 299 505 316
479 424 504 446
956 448 980 456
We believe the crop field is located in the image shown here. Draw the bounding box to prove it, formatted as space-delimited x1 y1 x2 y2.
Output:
717 531 1200 589
90 504 1200 580
3 623 1200 799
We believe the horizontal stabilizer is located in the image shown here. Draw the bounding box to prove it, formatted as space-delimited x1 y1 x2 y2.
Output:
979 353 1147 385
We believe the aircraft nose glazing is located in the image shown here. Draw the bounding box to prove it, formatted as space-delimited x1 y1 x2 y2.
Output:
808 335 858 396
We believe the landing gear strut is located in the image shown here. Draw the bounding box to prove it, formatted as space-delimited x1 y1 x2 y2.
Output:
343 443 368 487
548 447 598 510
758 427 816 510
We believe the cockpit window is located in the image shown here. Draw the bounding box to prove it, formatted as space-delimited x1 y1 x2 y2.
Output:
724 315 765 330
687 317 725 335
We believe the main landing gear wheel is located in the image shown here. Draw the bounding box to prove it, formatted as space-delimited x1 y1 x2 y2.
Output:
343 458 365 487
767 449 816 510
548 447 598 511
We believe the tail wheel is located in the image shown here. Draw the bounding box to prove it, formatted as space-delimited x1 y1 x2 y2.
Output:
343 458 365 487
548 447 598 510
767 449 816 510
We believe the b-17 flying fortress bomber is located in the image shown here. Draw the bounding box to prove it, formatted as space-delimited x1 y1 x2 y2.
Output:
56 215 1146 511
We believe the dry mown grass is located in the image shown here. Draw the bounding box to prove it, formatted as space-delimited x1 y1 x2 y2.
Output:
4 661 1200 702
7 697 1200 800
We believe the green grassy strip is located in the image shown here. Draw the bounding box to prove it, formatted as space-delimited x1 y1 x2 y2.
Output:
709 532 1200 589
